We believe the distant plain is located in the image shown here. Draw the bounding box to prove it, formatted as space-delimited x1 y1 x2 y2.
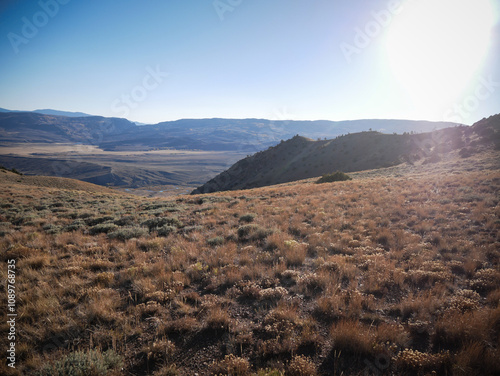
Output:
0 143 248 196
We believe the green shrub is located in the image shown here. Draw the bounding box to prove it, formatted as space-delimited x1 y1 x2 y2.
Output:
114 216 136 226
141 202 179 211
64 219 86 232
157 225 177 237
142 217 183 231
86 216 116 226
207 236 225 246
37 349 123 376
182 225 203 233
239 213 256 223
89 222 118 235
316 171 352 184
108 226 148 240
42 223 62 235
198 196 232 204
237 224 272 241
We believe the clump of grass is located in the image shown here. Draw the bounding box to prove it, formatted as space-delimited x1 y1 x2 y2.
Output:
157 225 177 237
287 355 317 376
42 223 62 234
210 354 251 375
89 222 118 235
207 236 225 246
330 320 375 357
63 219 86 232
142 216 183 231
237 224 272 241
108 226 148 240
393 349 451 375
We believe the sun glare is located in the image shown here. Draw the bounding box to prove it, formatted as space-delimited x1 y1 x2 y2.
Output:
385 0 494 111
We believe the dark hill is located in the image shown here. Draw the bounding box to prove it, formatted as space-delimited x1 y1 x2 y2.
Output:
192 114 500 194
0 112 135 144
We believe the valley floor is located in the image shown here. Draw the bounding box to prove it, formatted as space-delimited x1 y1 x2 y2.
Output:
0 143 248 192
0 150 499 375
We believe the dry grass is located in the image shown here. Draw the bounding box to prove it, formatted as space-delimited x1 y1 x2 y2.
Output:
0 150 499 375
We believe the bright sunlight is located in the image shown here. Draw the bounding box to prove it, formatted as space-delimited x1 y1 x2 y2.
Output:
385 0 495 111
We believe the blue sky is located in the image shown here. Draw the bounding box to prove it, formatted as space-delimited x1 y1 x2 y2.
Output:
0 0 499 124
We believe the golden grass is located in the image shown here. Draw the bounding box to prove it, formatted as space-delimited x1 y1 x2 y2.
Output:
0 150 498 375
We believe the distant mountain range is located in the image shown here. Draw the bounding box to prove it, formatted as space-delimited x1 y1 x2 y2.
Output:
3 109 494 190
0 108 94 117
192 114 500 194
0 110 460 152
0 112 135 144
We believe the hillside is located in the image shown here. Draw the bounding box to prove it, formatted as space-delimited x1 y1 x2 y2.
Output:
192 114 500 194
0 168 125 194
0 147 498 375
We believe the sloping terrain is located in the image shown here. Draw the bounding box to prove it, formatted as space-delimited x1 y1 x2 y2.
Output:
0 147 498 376
193 114 500 193
0 169 124 194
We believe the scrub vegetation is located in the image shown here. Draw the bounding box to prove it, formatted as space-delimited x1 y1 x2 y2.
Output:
0 147 499 375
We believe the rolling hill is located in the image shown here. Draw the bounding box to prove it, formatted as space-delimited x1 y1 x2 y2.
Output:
0 167 124 193
192 114 500 194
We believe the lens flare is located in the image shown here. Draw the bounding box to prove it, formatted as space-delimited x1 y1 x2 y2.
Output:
385 0 494 110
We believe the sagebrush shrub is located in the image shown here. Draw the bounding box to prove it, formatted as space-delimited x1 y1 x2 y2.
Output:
37 349 123 376
316 171 352 184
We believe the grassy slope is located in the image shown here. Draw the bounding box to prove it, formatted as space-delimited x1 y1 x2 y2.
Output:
0 169 125 194
0 149 499 375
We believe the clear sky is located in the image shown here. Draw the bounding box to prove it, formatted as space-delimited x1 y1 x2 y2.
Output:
0 0 499 124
